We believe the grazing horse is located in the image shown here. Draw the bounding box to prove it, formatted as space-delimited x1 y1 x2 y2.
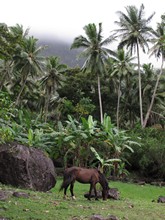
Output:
59 166 109 200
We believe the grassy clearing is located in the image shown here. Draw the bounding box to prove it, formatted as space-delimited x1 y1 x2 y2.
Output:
0 179 165 220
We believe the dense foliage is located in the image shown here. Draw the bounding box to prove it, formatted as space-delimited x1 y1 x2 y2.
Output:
0 3 165 179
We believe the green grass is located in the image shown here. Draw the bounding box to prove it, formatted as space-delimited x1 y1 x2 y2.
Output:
0 179 165 220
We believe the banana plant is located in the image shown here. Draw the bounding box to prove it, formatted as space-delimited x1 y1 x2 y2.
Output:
101 113 114 134
90 147 120 174
101 114 140 157
81 115 98 135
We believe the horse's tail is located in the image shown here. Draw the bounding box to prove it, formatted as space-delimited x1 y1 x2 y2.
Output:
59 171 73 192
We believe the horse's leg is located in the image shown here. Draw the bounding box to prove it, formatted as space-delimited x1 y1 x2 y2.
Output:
70 182 76 200
88 183 93 200
93 184 98 200
63 184 70 199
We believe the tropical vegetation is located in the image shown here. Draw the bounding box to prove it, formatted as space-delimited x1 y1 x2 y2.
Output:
0 3 165 180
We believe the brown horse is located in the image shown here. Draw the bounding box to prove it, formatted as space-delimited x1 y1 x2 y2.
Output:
59 166 109 200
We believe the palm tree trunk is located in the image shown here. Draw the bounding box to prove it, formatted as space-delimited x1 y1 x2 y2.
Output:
15 78 27 106
0 72 7 91
116 81 121 128
44 90 51 122
137 42 143 126
143 56 164 128
97 75 103 123
15 70 30 106
0 61 12 91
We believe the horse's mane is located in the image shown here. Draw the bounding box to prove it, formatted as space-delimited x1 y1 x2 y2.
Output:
97 170 109 190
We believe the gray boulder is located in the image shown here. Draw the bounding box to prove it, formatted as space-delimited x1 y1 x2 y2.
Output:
0 143 56 191
157 196 165 203
90 214 119 220
84 188 120 200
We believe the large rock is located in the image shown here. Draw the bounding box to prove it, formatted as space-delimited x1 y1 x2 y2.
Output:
0 143 56 191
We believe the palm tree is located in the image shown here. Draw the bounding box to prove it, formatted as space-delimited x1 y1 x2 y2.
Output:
114 4 155 126
110 49 135 128
40 56 67 121
13 36 47 106
0 23 25 60
0 24 29 91
70 23 116 123
9 23 29 39
0 60 13 90
143 19 165 127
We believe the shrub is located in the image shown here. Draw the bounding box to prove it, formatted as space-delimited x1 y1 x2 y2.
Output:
127 128 165 179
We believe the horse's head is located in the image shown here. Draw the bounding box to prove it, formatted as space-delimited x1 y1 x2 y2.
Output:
102 186 109 200
97 170 110 200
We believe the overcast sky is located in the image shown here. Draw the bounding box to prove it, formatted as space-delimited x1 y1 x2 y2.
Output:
1 0 165 66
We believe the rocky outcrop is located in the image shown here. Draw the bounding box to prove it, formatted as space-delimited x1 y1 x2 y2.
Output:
0 143 56 191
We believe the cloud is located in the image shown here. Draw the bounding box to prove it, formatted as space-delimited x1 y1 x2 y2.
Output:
1 0 164 67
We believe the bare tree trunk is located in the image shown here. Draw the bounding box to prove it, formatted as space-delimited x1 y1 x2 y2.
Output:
143 56 164 128
137 42 143 126
97 75 103 123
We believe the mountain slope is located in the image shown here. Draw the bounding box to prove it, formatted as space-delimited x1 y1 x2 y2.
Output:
38 38 84 67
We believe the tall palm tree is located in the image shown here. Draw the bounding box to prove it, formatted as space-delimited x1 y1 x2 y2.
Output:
40 56 67 122
110 49 135 128
114 4 155 126
13 36 47 106
143 20 165 127
70 23 116 123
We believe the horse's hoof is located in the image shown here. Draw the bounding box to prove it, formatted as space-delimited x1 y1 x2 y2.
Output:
72 196 76 200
